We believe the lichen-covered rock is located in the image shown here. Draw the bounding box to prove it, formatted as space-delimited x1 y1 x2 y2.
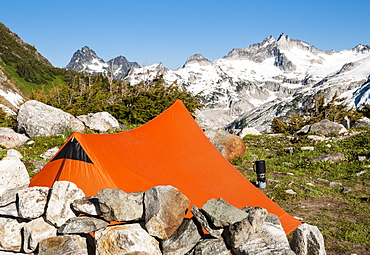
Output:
58 216 109 234
161 218 202 255
17 186 50 219
97 189 144 222
45 181 85 227
145 185 190 240
71 196 101 216
0 156 29 207
205 129 246 161
233 214 295 255
201 198 248 227
290 223 326 255
23 217 57 253
95 224 162 255
0 218 25 252
38 235 89 255
190 238 230 255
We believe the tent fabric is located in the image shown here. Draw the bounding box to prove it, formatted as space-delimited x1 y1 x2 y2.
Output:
29 100 301 234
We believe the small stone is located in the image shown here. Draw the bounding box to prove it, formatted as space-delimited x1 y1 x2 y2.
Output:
358 156 367 162
286 189 298 195
356 170 366 176
301 146 315 151
341 187 351 193
329 182 342 188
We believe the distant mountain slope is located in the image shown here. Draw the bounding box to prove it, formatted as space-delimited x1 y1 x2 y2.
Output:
123 34 370 133
66 46 140 79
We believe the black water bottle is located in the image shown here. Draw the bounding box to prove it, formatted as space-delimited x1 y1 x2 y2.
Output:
255 160 266 188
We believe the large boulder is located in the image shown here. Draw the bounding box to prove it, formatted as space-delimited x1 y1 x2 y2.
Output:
0 127 28 148
95 224 162 255
17 100 85 137
205 129 246 161
144 185 190 240
309 119 347 135
77 112 121 132
352 116 370 128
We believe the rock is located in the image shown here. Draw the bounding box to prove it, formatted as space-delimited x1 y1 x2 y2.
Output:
45 181 85 227
0 202 18 217
0 251 34 254
341 116 350 129
341 187 351 193
77 112 121 132
161 218 202 255
16 100 85 137
97 189 144 222
32 161 47 173
296 125 311 135
233 214 295 255
205 129 246 161
352 117 370 128
0 156 30 206
6 149 22 159
356 170 366 176
40 147 59 159
191 205 223 238
358 156 367 161
201 198 248 227
301 146 315 151
72 196 101 216
306 135 327 142
286 189 298 195
0 127 29 148
58 216 109 234
145 185 190 240
329 182 342 187
38 235 89 255
0 218 25 252
95 223 162 255
239 127 261 137
284 147 294 154
17 186 50 219
223 216 254 248
310 119 347 135
22 217 57 253
309 152 345 163
190 238 230 255
243 206 268 232
290 223 326 255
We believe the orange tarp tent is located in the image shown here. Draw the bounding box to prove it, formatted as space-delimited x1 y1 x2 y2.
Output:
29 100 301 234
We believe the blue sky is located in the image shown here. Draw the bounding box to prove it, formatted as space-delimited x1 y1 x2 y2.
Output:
1 0 369 70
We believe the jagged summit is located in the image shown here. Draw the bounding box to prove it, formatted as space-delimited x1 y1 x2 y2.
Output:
183 54 212 67
66 46 140 79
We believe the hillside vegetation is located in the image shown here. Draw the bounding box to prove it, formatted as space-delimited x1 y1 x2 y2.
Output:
233 130 370 255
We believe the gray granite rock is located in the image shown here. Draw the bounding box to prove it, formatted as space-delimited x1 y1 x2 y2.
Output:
201 198 248 227
58 216 109 234
161 218 203 255
98 189 144 222
290 223 327 255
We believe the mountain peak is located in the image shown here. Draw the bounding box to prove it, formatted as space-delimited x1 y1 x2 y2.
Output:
183 54 212 67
